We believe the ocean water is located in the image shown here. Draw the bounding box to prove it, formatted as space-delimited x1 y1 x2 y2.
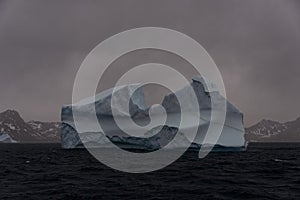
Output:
1 143 300 200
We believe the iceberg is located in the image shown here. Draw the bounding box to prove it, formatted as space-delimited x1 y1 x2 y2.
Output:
61 77 246 151
0 133 17 143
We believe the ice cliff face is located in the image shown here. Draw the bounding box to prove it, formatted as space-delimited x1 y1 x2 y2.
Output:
61 77 246 149
161 77 245 146
61 124 191 150
62 84 146 119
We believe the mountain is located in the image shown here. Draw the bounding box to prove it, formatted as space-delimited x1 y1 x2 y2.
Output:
27 121 60 142
245 117 300 142
0 110 60 143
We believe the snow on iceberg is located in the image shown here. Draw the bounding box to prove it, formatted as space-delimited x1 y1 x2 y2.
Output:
61 77 246 150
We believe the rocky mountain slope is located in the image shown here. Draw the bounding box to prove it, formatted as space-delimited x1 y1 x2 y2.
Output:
0 110 60 142
245 117 300 142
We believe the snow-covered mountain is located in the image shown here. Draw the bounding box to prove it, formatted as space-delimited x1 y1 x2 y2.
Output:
27 121 60 141
245 117 300 142
0 110 60 143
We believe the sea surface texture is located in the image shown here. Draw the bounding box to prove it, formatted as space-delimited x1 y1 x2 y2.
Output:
1 143 300 200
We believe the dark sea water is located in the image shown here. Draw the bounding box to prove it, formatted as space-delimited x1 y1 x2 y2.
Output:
1 143 300 200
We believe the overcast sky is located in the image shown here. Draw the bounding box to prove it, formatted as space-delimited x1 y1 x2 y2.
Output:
0 0 299 126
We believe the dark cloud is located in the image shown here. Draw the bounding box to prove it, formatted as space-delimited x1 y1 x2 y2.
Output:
0 0 299 126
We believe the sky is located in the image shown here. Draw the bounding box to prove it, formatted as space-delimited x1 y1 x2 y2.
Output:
0 0 299 126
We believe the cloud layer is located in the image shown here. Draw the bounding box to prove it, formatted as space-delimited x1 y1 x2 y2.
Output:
0 0 299 126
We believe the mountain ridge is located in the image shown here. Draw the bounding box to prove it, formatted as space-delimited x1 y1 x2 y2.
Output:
0 109 60 142
245 117 300 142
